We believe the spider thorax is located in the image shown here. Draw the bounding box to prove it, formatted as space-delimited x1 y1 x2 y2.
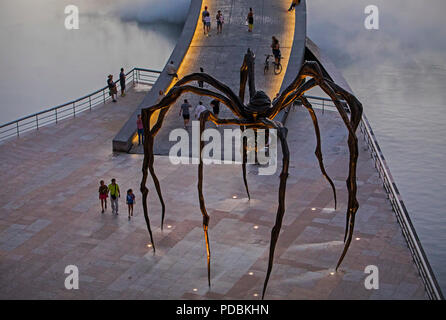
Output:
246 90 271 120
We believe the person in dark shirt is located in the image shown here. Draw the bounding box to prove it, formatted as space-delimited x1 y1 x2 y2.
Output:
210 99 220 116
198 67 204 88
179 99 192 128
120 68 126 97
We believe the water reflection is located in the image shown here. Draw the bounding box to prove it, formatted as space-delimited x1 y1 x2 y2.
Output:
307 0 446 291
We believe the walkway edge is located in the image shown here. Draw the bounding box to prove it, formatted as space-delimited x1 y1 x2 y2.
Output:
276 0 307 125
303 36 443 300
112 0 203 152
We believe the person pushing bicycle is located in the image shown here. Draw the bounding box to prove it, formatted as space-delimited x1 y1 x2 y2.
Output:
271 36 281 66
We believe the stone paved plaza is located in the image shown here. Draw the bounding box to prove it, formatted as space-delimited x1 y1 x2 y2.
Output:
0 0 428 299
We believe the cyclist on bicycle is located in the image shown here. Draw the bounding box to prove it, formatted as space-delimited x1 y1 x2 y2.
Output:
271 36 281 66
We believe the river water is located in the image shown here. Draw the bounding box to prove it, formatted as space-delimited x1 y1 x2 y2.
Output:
307 0 446 292
0 0 187 124
1 0 445 294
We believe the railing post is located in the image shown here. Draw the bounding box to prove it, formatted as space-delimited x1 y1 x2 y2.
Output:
36 115 39 130
73 102 76 118
103 89 106 104
133 69 135 86
89 96 92 111
16 122 19 137
55 108 58 124
322 100 325 114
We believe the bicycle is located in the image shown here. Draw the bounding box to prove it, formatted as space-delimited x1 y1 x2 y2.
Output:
264 54 283 75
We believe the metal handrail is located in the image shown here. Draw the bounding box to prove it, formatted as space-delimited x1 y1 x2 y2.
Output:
0 67 161 142
302 95 443 300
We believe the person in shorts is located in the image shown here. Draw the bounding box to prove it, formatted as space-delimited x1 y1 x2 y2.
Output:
179 99 192 128
108 178 120 215
126 189 135 220
202 6 209 35
204 12 211 36
98 180 109 213
216 10 224 34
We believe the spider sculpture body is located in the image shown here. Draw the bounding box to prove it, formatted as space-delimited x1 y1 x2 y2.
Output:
140 48 363 298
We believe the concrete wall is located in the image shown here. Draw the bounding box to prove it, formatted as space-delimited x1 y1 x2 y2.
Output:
112 0 203 152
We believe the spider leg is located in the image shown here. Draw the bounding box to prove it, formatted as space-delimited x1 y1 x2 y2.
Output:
140 85 250 247
196 111 254 287
295 62 361 269
325 81 363 269
239 54 249 103
300 96 337 210
268 78 317 119
261 121 290 299
198 111 212 287
240 126 251 200
269 82 337 209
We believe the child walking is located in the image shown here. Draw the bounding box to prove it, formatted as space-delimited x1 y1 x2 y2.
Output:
98 180 109 213
126 189 135 220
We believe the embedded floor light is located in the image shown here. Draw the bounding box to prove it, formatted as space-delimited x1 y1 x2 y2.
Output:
253 293 259 297
355 237 361 241
167 225 172 229
248 272 254 276
193 288 198 292
232 195 238 199
253 225 259 229
330 272 335 276
311 207 317 211
146 244 152 248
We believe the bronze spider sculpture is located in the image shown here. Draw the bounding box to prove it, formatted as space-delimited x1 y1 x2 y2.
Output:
140 48 363 298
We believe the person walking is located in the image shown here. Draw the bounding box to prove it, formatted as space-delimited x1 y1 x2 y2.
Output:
210 99 220 116
136 114 144 145
166 61 179 79
179 99 192 128
194 101 207 119
247 8 254 32
107 75 118 102
198 67 204 88
216 10 224 34
119 68 126 97
98 180 109 213
202 6 209 35
288 0 300 11
126 189 135 220
108 178 120 215
204 12 211 36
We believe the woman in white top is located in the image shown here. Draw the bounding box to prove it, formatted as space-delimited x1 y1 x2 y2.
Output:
204 12 211 36
195 101 207 119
